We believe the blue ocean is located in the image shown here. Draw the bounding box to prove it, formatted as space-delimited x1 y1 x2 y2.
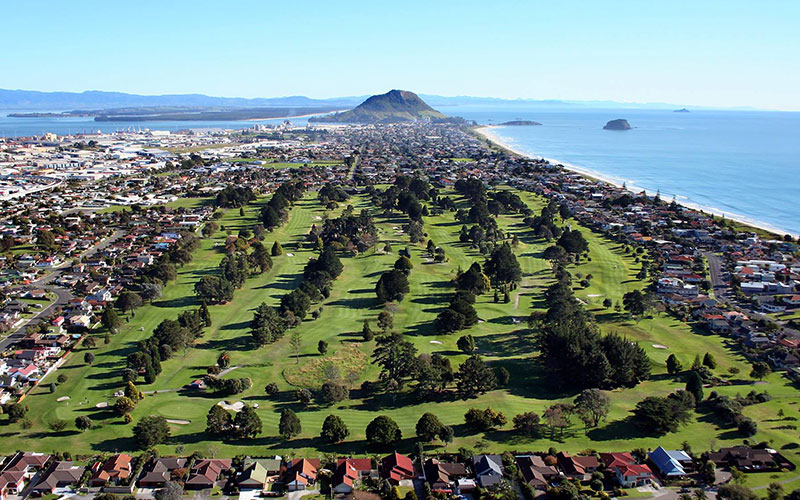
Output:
2 105 799 235
446 106 800 236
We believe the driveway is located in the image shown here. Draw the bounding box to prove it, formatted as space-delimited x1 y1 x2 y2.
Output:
287 489 320 500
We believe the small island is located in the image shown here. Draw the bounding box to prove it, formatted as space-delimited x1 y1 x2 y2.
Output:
499 120 542 126
674 108 690 113
603 119 632 130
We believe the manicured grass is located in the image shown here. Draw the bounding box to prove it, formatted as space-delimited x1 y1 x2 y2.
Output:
2 188 797 472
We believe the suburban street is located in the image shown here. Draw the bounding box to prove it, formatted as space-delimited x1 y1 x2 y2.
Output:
0 229 124 351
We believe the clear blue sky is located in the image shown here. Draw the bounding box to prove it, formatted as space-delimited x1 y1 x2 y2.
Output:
2 0 799 110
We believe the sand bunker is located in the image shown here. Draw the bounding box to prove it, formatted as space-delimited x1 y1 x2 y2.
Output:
167 419 191 425
57 396 70 402
218 401 245 412
429 340 443 345
652 344 669 349
95 402 108 408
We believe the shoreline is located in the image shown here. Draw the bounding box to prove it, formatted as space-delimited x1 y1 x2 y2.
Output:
475 125 792 238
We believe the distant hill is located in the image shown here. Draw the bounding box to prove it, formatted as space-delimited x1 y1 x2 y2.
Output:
0 88 364 111
310 90 446 123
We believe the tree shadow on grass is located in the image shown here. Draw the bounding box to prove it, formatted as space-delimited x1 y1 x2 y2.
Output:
152 296 200 309
328 297 375 310
199 335 255 352
220 321 249 332
586 417 653 441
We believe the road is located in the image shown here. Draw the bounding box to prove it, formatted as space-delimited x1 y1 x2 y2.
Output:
703 251 729 303
0 229 124 352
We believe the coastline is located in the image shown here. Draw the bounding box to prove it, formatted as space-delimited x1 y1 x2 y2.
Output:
475 125 791 238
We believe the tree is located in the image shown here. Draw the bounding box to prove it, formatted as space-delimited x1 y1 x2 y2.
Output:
717 484 758 500
49 419 68 432
685 370 704 404
114 396 136 416
372 333 418 385
666 354 683 375
361 319 374 341
464 408 507 431
7 403 27 423
318 340 328 355
289 330 302 364
250 302 287 346
83 336 96 349
765 483 784 500
377 310 393 332
75 415 93 431
155 481 183 500
217 352 231 369
233 405 262 438
320 381 349 404
279 409 302 439
320 414 349 443
632 393 693 435
366 415 402 446
703 352 717 370
84 352 95 365
132 415 171 449
205 404 232 435
457 335 476 354
416 413 444 442
573 389 610 428
125 381 143 402
271 241 283 256
750 362 771 381
117 291 143 314
456 355 497 397
737 417 758 437
376 270 410 302
513 412 541 436
101 307 122 333
622 290 651 319
394 256 413 274
495 366 510 386
194 276 234 304
484 243 522 285
265 382 279 396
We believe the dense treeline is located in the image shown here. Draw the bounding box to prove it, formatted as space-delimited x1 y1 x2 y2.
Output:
277 247 343 326
214 185 255 208
314 208 377 253
531 267 650 390
261 180 306 231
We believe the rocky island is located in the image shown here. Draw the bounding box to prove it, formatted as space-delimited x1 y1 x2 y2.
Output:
603 118 632 130
499 120 542 126
674 108 690 113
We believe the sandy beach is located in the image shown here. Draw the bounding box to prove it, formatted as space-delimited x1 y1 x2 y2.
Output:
475 126 791 237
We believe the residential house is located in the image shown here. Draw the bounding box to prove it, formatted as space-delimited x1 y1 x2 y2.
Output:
282 459 317 492
185 459 231 490
2 452 51 478
0 471 26 499
708 446 794 473
89 454 132 487
556 452 599 481
138 457 188 488
381 452 415 484
422 458 468 493
31 461 84 495
648 447 693 479
237 461 268 491
516 456 560 490
472 454 504 488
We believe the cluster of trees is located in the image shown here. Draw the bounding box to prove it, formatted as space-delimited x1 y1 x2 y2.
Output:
465 407 507 431
261 180 306 231
533 274 650 390
371 176 434 222
632 390 695 435
416 412 454 443
315 210 378 252
705 390 770 437
278 247 343 325
376 257 411 303
205 403 262 439
125 304 211 385
484 243 522 287
215 185 255 208
204 376 253 395
318 184 348 207
524 199 569 241
250 301 287 346
132 415 171 449
436 262 489 334
195 240 274 304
